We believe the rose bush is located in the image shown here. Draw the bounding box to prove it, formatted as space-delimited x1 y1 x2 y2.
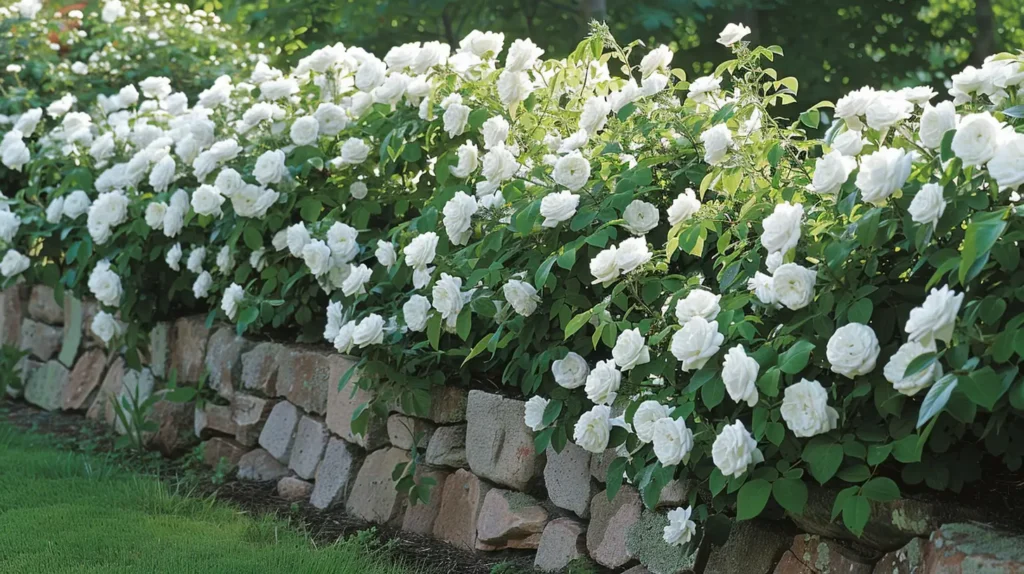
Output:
2 10 1024 546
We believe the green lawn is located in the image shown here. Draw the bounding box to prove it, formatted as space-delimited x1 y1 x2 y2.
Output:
0 424 417 574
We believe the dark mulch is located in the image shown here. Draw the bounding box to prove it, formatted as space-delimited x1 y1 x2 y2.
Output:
0 400 535 574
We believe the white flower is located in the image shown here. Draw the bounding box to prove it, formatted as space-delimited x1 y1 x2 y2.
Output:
140 76 172 100
221 283 244 320
375 240 397 269
951 112 1002 167
809 151 856 195
781 379 839 438
86 190 129 244
0 211 21 243
633 401 670 444
664 507 697 547
615 237 651 274
324 301 344 341
327 222 360 263
722 346 760 407
302 240 332 277
481 116 510 150
191 185 225 218
675 290 721 324
314 103 349 136
218 246 233 275
539 191 579 228
450 142 479 178
700 124 733 165
460 30 504 58
579 96 611 135
149 155 176 193
432 273 465 328
497 70 533 108
989 133 1024 191
641 72 667 97
341 264 372 296
831 130 865 157
443 100 471 138
0 250 29 278
765 251 784 274
187 247 206 273
652 417 694 466
717 23 752 46
772 263 816 310
919 101 957 149
286 223 311 257
761 202 804 254
590 246 619 284
884 340 943 396
90 311 122 344
405 232 438 269
667 189 700 226
443 191 478 245
1 136 29 171
864 91 913 130
612 329 650 371
403 294 431 332
101 0 125 23
88 261 122 307
908 183 946 227
62 191 90 219
253 149 287 186
552 151 590 191
712 420 763 478
192 271 213 299
290 116 320 147
585 359 621 405
557 130 588 154
855 147 914 206
504 279 541 316
623 200 659 235
481 144 519 182
333 322 355 353
671 317 724 372
552 352 589 389
687 75 722 104
574 405 611 453
905 285 963 345
826 323 880 379
524 396 549 431
337 138 371 165
250 248 266 271
145 202 168 230
353 314 385 348
834 87 876 130
505 38 543 72
164 244 182 271
640 45 673 77
260 78 300 101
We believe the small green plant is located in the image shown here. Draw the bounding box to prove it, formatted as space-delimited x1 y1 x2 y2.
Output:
110 382 160 454
210 457 232 485
0 344 29 398
163 368 216 410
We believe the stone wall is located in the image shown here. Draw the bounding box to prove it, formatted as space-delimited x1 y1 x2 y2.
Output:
2 285 1022 574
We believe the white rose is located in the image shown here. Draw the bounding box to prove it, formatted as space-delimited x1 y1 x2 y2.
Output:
413 267 433 290
503 279 541 316
884 340 943 396
253 149 287 186
0 211 21 242
314 103 349 136
481 116 510 150
856 147 914 206
413 41 449 74
538 191 579 228
760 202 804 254
302 240 332 277
145 202 168 230
908 183 946 227
808 151 856 195
497 70 532 108
590 246 619 285
633 400 670 444
338 138 371 165
443 102 471 138
717 23 752 46
700 124 733 165
675 290 721 324
826 323 879 379
722 346 759 407
667 189 700 226
432 273 465 327
191 185 225 217
217 245 234 275
324 301 344 342
286 223 311 257
772 263 816 310
905 285 963 345
62 190 91 219
505 38 543 72
552 352 589 389
712 420 763 478
2 138 29 171
640 45 673 78
671 316 724 372
192 271 213 299
187 247 206 273
139 76 171 99
623 200 659 235
664 507 697 547
341 264 372 297
579 96 611 135
404 232 438 270
615 237 651 274
524 396 549 432
333 322 355 353
221 283 244 320
919 101 957 149
375 240 397 269
552 151 590 191
403 295 431 332
372 73 410 105
290 116 320 146
834 87 876 130
687 75 722 104
450 142 479 178
652 417 694 466
90 310 122 345
585 359 621 405
988 132 1024 191
481 144 519 182
951 112 1002 166
460 30 504 58
353 314 385 347
443 191 478 245
781 379 839 438
149 155 176 193
574 405 611 454
165 243 182 271
87 260 122 307
831 130 865 157
612 328 650 371
0 249 29 278
864 91 912 130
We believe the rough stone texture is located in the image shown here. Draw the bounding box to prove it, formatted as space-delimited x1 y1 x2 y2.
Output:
433 469 493 550
773 535 873 574
587 486 643 569
591 447 620 482
466 390 543 491
277 477 314 501
28 285 63 325
146 399 195 455
113 368 155 434
289 416 329 480
545 443 595 518
61 348 107 410
232 394 273 447
626 511 703 574
704 520 792 574
310 438 362 510
535 518 588 572
425 425 468 468
204 327 250 400
58 296 82 366
169 316 210 383
203 437 249 469
86 357 124 421
20 318 62 361
387 414 436 450
258 401 301 463
147 322 171 379
393 386 468 424
657 479 694 509
922 523 1024 573
624 567 654 574
0 286 24 347
237 448 290 482
401 467 450 536
194 403 238 438
240 342 285 396
24 360 70 411
871 538 926 574
278 348 333 414
476 489 549 550
345 447 410 526
12 358 42 398
326 370 387 450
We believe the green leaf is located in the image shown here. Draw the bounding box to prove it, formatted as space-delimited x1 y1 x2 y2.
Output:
426 314 441 350
242 227 263 251
779 340 815 374
535 255 557 290
606 457 627 500
736 479 772 520
847 299 873 324
962 367 1016 410
804 441 843 484
455 308 472 341
917 373 957 428
959 210 1008 284
542 399 563 427
842 495 871 536
772 478 808 515
861 477 900 502
867 444 892 465
564 310 593 339
836 464 871 483
903 352 938 379
799 109 820 129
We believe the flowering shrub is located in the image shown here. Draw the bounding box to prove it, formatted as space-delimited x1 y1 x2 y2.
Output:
3 14 1024 546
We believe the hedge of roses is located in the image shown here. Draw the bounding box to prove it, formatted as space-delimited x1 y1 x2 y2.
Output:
3 8 1024 548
